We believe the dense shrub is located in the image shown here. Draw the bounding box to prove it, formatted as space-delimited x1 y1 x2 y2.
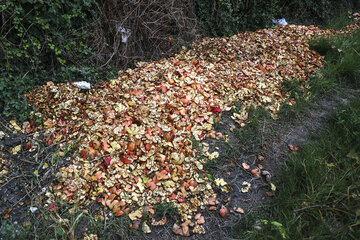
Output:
0 0 200 120
192 0 360 37
279 0 360 27
192 0 280 36
0 0 103 120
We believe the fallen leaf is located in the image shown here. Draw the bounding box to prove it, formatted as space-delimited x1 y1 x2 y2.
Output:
2 208 12 219
43 120 54 128
241 181 251 193
25 142 32 150
235 207 244 214
131 220 141 230
11 145 22 155
172 222 183 235
197 216 205 224
181 221 190 236
151 216 167 226
250 168 261 177
209 152 219 160
104 157 112 166
220 205 228 218
85 120 93 126
121 157 132 164
266 192 275 197
214 178 227 187
115 209 125 216
110 141 121 150
10 120 22 131
270 183 276 192
142 221 151 233
288 144 299 151
193 224 206 234
127 142 136 152
242 162 250 170
207 197 217 205
49 203 56 212
129 209 142 221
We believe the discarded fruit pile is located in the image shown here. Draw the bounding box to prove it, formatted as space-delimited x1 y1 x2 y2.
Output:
24 23 359 235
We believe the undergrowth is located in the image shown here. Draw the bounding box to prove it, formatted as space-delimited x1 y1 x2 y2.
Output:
232 96 360 240
231 15 360 240
234 106 273 152
309 29 360 92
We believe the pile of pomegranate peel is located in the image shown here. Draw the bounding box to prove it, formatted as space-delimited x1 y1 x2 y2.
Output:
26 22 359 235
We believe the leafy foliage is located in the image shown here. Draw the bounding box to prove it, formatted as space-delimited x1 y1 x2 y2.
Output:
280 0 360 27
192 0 280 36
0 0 199 120
309 28 360 93
0 0 116 120
192 0 360 37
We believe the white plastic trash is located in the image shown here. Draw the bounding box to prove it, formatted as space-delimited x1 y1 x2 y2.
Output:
121 28 131 43
73 81 91 90
30 207 38 213
272 18 288 25
116 24 131 43
265 30 274 36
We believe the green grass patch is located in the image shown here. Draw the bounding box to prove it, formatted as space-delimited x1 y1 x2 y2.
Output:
278 23 360 121
278 78 311 121
309 29 360 93
0 201 135 240
234 106 273 152
154 202 177 220
232 96 360 240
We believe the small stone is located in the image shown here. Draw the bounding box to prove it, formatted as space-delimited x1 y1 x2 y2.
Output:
30 207 38 213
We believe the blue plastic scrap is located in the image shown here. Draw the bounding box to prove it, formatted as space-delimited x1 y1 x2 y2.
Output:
272 18 288 25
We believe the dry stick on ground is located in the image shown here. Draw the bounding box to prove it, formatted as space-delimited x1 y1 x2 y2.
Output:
0 115 13 132
103 206 107 230
0 175 32 190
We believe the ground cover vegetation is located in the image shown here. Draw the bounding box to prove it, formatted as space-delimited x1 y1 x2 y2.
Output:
231 18 360 240
1 1 360 239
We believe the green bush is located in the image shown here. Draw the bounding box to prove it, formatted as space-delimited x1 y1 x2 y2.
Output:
0 0 116 120
192 0 280 36
309 29 360 92
0 0 201 121
279 0 360 27
191 0 360 37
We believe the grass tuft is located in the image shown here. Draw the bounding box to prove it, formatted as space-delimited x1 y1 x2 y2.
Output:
309 29 360 92
232 95 360 240
232 15 360 240
234 106 273 151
